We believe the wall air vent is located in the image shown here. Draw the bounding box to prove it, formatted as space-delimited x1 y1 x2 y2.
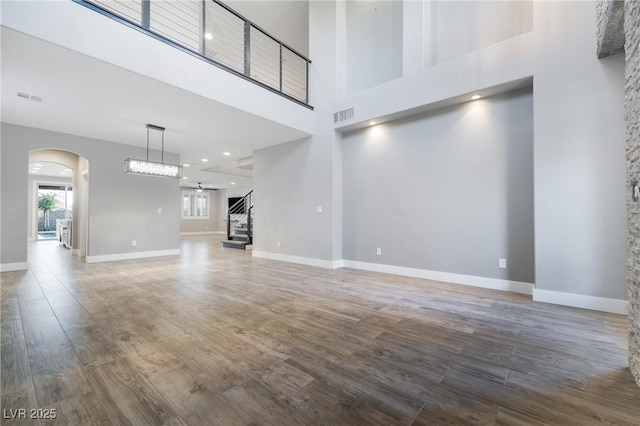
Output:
333 107 354 123
17 92 44 103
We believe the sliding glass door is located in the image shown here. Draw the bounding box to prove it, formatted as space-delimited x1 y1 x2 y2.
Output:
37 185 73 240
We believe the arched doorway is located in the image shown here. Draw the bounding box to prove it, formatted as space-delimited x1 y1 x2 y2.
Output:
28 149 90 261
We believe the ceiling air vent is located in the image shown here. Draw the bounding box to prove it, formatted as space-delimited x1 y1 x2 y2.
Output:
333 107 354 123
17 92 30 100
30 96 43 103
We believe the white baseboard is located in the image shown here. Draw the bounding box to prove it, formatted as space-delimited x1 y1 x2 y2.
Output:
533 289 628 315
252 251 343 269
86 249 181 263
179 231 225 236
342 260 534 295
250 253 531 295
0 262 29 272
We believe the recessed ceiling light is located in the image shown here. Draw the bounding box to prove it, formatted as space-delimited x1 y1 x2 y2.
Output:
182 176 188 180
31 170 38 173
35 163 42 167
223 152 231 156
369 121 376 126
471 94 481 100
64 168 71 172
183 164 190 167
201 158 208 162
204 33 213 40
231 182 235 185
60 171 67 174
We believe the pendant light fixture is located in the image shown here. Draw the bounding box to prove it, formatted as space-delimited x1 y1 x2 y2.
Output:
124 124 183 178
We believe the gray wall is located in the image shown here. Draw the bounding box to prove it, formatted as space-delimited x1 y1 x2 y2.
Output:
342 89 534 283
253 1 343 262
533 2 627 299
253 137 329 257
0 123 181 264
430 0 533 65
346 0 403 94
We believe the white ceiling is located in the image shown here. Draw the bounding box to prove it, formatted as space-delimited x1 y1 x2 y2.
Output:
1 27 309 189
28 161 72 178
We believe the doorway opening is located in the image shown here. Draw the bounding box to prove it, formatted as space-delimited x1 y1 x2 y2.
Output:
37 183 73 241
28 149 90 261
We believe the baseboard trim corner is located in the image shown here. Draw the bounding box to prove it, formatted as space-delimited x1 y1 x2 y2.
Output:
0 262 29 272
533 289 628 315
252 251 343 269
86 249 181 263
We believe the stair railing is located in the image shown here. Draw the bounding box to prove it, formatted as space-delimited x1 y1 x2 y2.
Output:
227 190 253 243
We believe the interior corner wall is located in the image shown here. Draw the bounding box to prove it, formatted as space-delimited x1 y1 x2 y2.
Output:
533 1 626 300
625 0 640 387
343 89 534 282
77 156 90 257
252 0 342 263
253 133 340 261
0 123 181 265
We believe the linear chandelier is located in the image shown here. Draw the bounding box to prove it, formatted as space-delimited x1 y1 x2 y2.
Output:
124 124 183 178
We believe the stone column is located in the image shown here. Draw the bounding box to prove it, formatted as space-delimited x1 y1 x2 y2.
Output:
625 0 640 387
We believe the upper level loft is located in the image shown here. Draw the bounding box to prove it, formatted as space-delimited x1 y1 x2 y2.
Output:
74 0 311 108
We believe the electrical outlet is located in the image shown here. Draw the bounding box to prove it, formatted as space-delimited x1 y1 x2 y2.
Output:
157 207 162 214
317 206 323 213
277 241 281 247
499 258 507 268
132 240 137 247
376 248 382 256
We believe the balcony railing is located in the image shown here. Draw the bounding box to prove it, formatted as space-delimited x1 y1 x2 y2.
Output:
75 0 311 107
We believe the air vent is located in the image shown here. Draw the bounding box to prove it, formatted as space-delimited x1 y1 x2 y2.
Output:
333 107 354 123
17 92 44 103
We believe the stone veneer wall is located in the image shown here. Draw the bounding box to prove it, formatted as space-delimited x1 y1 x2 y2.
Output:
626 0 640 386
597 0 625 58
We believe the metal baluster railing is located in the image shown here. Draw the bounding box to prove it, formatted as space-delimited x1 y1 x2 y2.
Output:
75 0 312 107
227 190 253 241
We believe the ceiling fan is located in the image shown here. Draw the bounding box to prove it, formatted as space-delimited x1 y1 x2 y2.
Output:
183 182 218 192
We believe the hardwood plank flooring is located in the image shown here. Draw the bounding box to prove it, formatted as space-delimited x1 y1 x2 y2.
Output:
0 236 639 425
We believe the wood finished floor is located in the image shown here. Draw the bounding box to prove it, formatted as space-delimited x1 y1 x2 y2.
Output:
1 237 639 425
